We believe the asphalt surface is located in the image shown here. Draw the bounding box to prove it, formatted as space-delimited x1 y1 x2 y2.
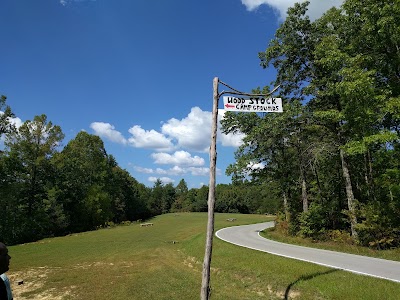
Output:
215 221 400 283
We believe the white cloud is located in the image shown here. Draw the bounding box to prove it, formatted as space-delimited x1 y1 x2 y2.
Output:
60 0 96 6
128 125 174 152
9 117 23 129
248 161 265 170
0 113 24 143
90 122 127 145
187 167 211 176
89 107 244 155
155 168 168 175
0 112 23 129
151 150 205 167
241 0 344 21
161 107 245 152
164 166 187 176
148 176 175 184
220 133 244 147
218 109 245 148
133 166 154 174
161 107 211 152
134 164 217 177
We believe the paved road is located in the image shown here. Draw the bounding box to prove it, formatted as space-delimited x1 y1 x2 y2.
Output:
216 221 400 283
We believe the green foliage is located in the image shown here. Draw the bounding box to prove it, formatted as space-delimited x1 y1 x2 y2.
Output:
0 95 15 136
192 185 208 212
0 116 152 244
2 0 400 251
221 0 400 247
298 203 329 239
326 230 353 244
215 183 280 214
343 131 398 155
51 131 112 232
1 114 65 243
313 110 343 123
356 201 400 249
356 223 400 250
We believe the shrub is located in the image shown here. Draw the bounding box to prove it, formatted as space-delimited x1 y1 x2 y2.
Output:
355 202 400 249
275 212 289 235
356 223 400 249
298 203 328 239
326 229 353 244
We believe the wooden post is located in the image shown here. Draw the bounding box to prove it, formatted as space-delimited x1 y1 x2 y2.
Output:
199 79 280 299
200 77 219 300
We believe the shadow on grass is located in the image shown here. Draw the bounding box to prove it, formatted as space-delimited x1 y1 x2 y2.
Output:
284 269 338 300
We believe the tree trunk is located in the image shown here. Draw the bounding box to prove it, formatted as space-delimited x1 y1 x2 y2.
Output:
296 139 308 212
301 169 308 212
339 148 358 240
389 189 394 202
364 152 372 199
283 190 289 222
311 163 323 201
366 149 376 201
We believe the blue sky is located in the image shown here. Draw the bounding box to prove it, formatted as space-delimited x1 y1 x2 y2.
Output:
0 0 343 189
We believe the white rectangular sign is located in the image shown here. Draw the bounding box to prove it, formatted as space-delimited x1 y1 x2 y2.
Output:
223 96 283 113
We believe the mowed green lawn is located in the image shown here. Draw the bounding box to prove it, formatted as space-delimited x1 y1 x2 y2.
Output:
7 213 400 300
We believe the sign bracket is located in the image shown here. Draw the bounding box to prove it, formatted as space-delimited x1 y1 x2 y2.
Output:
218 80 280 98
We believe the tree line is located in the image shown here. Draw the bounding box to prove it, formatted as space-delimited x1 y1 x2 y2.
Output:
3 0 398 250
221 0 400 249
0 97 278 245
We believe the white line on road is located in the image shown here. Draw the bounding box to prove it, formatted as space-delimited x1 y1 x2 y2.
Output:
215 222 400 283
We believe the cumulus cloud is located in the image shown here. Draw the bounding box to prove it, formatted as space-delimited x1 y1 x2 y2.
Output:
161 107 211 152
220 133 244 147
148 176 175 184
9 116 23 129
128 125 174 152
0 111 23 130
187 167 211 176
161 106 245 152
164 166 187 176
90 122 127 145
151 150 205 167
134 165 217 177
134 165 184 176
133 166 154 174
89 107 245 155
241 0 344 21
0 113 23 143
218 109 245 148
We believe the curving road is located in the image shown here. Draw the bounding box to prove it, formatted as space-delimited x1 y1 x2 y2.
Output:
216 221 400 283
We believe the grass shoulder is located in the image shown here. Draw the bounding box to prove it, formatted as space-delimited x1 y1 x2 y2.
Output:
260 227 400 262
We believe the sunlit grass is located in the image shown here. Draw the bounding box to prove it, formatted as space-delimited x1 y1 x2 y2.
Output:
261 227 400 262
7 213 399 299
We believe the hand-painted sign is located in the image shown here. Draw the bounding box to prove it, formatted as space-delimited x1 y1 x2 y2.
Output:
223 96 283 113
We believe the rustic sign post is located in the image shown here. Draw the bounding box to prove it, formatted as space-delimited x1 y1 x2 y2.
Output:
200 77 219 300
200 78 281 300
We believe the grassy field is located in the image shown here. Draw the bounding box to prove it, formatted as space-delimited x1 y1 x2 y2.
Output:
7 213 400 300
